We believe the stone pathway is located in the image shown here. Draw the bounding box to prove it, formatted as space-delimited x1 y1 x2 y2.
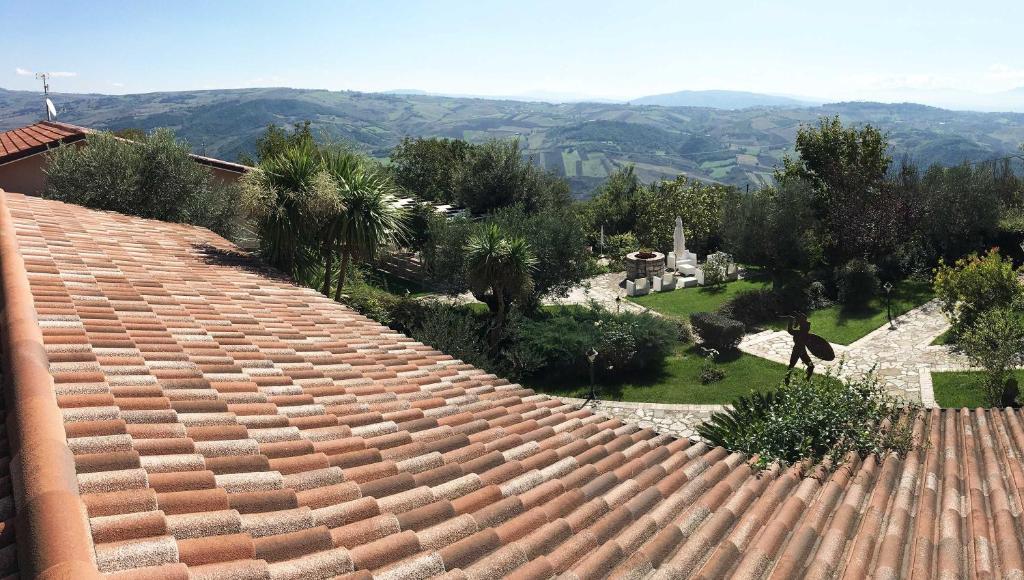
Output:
739 299 970 406
557 397 721 440
543 271 647 314
566 297 975 439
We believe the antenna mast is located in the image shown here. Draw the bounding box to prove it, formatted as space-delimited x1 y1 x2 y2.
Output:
36 72 51 121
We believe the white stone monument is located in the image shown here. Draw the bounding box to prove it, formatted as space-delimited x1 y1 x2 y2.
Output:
668 216 698 275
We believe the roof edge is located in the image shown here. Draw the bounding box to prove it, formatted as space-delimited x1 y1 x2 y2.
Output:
0 190 100 579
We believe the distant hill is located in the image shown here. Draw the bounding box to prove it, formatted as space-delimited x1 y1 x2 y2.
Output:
631 90 817 109
2 87 1022 197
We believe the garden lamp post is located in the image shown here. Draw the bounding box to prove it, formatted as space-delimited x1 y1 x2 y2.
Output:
615 296 621 314
883 282 894 329
579 348 600 409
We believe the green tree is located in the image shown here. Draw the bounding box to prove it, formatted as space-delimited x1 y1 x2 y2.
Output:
721 179 823 281
45 129 240 238
458 139 570 214
239 140 343 284
239 121 315 165
776 116 892 264
959 307 1024 406
423 205 589 305
583 165 642 237
464 224 536 350
633 175 730 256
389 137 471 203
329 167 408 300
934 249 1023 342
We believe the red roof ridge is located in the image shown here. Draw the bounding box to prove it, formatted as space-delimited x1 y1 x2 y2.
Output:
0 189 99 579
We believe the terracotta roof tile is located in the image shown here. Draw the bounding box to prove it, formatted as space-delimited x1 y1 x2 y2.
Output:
7 191 1024 578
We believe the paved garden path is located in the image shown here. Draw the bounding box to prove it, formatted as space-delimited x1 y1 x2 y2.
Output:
739 299 970 406
560 291 977 438
543 271 648 313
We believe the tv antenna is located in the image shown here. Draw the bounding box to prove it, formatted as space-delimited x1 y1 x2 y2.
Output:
35 72 57 121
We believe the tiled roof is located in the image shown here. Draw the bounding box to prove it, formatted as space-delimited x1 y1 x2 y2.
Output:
0 121 87 165
0 122 250 174
3 190 1024 579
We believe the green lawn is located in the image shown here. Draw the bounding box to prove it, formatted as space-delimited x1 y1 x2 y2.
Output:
629 276 773 318
632 275 934 346
364 269 433 298
768 279 934 345
931 370 1024 408
521 345 796 405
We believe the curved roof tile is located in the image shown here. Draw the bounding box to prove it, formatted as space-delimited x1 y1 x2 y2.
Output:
1 190 1024 578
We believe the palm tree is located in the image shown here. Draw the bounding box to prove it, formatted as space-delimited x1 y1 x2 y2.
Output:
239 141 342 285
464 223 536 350
329 168 408 301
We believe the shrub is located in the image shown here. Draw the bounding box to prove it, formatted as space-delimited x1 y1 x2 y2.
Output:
836 259 880 309
45 130 241 238
698 371 919 469
804 280 833 310
689 312 744 350
719 289 780 327
702 253 730 287
958 307 1024 406
934 248 1023 342
517 305 677 381
699 349 726 384
409 302 492 371
603 232 638 269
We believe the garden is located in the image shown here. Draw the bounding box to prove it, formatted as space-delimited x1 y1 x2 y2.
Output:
41 117 1024 470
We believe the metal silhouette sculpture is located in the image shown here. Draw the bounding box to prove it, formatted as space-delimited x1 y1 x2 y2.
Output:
785 312 835 384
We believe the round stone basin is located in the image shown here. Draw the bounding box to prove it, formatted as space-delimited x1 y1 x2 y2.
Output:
625 251 665 281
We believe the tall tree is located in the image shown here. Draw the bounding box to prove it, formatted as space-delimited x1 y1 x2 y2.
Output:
776 116 892 264
584 165 642 237
464 224 537 350
330 168 408 300
389 137 470 203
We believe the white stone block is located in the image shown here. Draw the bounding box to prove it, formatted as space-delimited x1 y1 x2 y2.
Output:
653 274 676 292
695 268 705 286
679 276 699 288
678 264 698 276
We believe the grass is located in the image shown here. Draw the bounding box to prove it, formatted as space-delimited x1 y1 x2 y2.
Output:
932 328 952 345
629 276 773 318
631 275 935 346
931 370 1024 408
770 279 934 345
521 345 796 405
364 269 433 298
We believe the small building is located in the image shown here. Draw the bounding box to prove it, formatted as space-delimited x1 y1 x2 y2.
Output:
0 120 251 195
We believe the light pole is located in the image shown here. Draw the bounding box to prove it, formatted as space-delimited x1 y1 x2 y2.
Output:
579 348 600 409
615 296 621 314
883 282 894 329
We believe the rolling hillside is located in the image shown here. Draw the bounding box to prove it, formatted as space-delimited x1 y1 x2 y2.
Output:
3 87 1023 196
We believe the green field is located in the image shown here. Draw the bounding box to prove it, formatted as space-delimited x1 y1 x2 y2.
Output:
522 345 793 405
562 149 582 177
931 370 1024 408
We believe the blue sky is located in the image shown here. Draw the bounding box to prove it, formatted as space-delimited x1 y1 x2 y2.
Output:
2 0 1023 108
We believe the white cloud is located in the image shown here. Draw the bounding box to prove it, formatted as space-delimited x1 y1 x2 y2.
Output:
111 82 125 87
16 68 77 78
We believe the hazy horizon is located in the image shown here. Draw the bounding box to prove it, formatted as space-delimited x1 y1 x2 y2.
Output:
3 0 1023 112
